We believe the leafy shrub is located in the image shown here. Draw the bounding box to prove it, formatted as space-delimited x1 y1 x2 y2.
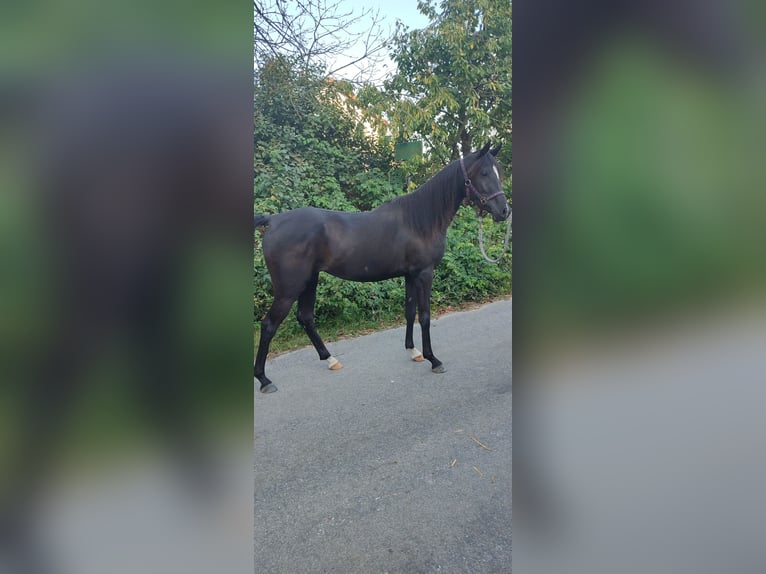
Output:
254 57 512 348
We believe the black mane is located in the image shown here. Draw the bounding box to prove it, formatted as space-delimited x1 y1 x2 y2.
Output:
375 156 468 236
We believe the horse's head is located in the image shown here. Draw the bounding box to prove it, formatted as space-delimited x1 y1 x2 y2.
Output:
464 142 510 222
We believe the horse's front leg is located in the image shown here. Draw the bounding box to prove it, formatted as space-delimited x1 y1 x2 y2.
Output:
414 268 445 373
404 276 424 362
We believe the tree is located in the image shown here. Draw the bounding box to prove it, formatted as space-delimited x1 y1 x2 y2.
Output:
254 0 390 83
253 56 397 214
386 0 512 165
253 56 512 344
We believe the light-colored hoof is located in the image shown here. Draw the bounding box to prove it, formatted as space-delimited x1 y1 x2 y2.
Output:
410 348 424 362
326 356 343 370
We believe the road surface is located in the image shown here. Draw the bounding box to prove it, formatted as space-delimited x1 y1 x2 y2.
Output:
254 299 512 573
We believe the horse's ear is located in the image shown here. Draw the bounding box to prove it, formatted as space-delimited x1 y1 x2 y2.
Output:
478 141 492 156
490 143 502 156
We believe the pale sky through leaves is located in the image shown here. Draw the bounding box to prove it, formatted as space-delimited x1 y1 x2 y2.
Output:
323 0 430 83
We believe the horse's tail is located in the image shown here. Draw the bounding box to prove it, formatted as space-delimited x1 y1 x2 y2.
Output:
253 214 271 228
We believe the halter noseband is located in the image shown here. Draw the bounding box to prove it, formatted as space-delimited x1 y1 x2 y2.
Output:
460 156 505 212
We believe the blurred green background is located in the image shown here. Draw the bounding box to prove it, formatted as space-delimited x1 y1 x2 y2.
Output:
0 0 254 466
528 38 765 344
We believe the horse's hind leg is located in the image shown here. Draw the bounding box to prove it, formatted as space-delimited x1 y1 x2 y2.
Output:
404 275 424 362
254 297 294 393
297 274 342 371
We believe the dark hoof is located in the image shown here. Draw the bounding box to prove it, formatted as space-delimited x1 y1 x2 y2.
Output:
431 364 446 374
260 383 278 394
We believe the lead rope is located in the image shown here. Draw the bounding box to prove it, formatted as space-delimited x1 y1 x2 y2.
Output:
476 210 512 264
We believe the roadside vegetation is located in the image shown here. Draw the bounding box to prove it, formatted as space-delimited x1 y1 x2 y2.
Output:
254 0 513 353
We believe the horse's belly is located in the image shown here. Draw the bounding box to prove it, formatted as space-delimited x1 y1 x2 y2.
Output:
325 265 403 283
323 252 404 282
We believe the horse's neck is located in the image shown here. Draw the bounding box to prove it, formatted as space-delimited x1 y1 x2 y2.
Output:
389 163 467 237
428 166 465 234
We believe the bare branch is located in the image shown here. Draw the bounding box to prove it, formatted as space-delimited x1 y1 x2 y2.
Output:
254 0 393 82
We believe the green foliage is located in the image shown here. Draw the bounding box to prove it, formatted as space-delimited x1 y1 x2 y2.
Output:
436 209 512 308
386 0 512 164
528 42 766 336
254 30 512 351
254 56 397 214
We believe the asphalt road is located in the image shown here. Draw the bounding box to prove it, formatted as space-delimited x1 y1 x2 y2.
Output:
254 299 512 574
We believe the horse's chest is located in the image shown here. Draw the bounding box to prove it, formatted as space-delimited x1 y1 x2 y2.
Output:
405 235 446 269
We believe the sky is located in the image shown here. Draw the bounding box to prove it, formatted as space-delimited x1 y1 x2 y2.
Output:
322 0 431 83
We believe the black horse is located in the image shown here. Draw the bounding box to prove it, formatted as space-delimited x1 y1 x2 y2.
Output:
254 141 509 393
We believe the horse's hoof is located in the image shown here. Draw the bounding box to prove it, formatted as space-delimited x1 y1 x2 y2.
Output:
410 348 425 362
326 356 343 370
431 364 446 374
260 383 278 394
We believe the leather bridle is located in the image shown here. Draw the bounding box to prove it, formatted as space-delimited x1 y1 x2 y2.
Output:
460 155 506 213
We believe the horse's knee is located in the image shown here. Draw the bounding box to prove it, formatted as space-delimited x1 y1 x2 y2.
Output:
418 312 431 326
260 317 278 339
296 310 313 329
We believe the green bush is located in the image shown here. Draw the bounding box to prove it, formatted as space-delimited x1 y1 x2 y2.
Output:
254 57 512 350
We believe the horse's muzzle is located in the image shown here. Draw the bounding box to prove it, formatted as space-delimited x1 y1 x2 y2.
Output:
493 203 511 222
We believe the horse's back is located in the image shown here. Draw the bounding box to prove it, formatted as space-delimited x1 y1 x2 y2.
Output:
261 207 404 281
263 207 320 245
264 207 372 244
